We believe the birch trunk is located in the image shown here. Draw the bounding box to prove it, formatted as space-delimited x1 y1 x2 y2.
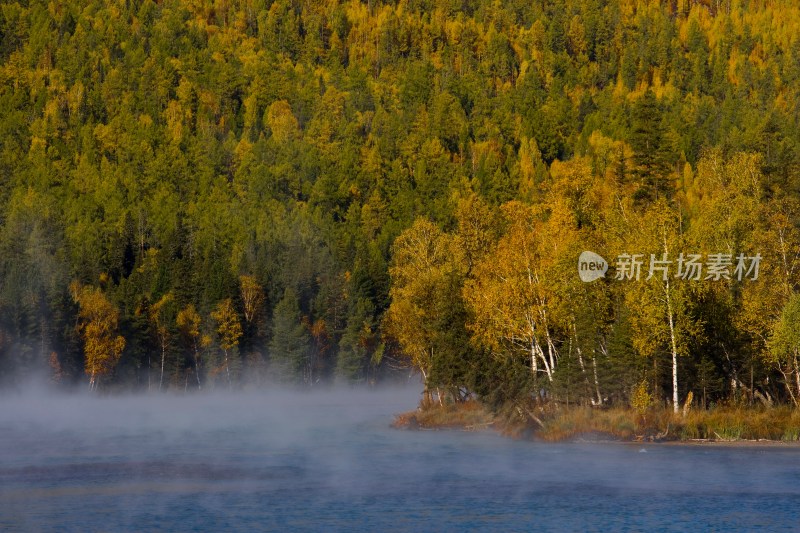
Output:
224 348 231 388
159 339 166 391
795 352 800 407
420 367 432 406
592 349 602 406
665 278 679 413
193 343 202 390
779 365 798 407
534 341 552 381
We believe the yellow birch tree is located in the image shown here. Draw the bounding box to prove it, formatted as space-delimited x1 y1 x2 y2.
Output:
616 200 702 413
464 200 578 384
239 274 264 324
384 218 467 403
149 292 174 391
177 304 209 390
211 298 243 388
70 281 126 391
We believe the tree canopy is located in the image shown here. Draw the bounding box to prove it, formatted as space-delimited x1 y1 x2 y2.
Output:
1 0 800 409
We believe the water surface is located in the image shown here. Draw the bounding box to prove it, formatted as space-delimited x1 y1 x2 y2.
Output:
1 388 799 531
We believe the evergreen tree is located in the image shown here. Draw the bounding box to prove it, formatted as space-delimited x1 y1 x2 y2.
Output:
269 288 311 384
336 297 374 383
629 90 671 201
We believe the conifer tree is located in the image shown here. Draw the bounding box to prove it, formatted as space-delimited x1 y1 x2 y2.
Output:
269 288 311 384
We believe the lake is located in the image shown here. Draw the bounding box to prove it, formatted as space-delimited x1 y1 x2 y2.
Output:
1 387 799 531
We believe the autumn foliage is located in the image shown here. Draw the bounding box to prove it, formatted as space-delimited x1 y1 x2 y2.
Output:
1 0 800 404
70 282 125 391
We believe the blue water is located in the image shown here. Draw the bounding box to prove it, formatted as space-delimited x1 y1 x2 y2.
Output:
1 388 799 532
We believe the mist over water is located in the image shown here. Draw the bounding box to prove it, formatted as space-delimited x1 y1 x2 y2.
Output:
2 388 800 532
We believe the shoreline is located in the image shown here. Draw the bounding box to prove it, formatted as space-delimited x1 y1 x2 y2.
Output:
393 402 800 447
657 438 800 447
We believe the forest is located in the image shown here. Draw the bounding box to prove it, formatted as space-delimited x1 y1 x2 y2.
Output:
1 0 800 413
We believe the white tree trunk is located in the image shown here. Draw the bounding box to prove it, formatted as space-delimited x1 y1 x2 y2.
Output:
795 352 800 407
536 342 553 382
665 279 679 413
194 343 202 390
592 349 602 406
159 339 166 391
530 341 538 374
420 367 432 405
224 349 231 387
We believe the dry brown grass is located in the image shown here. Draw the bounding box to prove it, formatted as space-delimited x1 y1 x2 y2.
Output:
394 399 800 443
537 407 639 442
392 400 494 431
676 405 800 441
538 404 800 443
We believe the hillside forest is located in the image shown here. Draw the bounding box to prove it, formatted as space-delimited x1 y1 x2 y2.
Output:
2 0 800 412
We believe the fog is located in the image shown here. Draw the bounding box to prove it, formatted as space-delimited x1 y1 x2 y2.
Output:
0 385 424 487
1 384 422 441
2 387 800 531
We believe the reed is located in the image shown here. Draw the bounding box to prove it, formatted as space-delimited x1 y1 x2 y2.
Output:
539 404 800 442
396 399 800 443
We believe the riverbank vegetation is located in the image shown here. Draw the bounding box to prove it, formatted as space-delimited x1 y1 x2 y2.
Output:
393 399 494 431
395 400 800 443
2 0 800 429
537 404 800 442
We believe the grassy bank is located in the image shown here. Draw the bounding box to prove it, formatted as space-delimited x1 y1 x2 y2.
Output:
394 402 800 443
392 400 495 431
539 405 800 442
